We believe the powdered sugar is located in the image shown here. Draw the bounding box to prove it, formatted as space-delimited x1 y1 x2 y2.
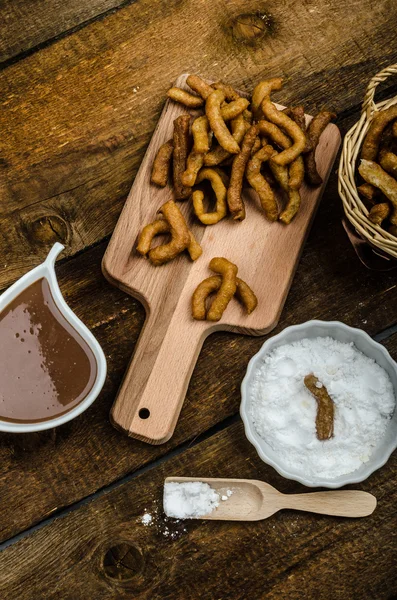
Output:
140 512 153 526
164 482 220 518
250 337 395 479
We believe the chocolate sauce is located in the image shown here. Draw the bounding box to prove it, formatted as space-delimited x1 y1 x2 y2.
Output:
0 278 97 423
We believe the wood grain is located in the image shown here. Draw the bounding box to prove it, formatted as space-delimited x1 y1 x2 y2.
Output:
1 0 397 292
103 74 340 444
1 418 395 599
1 191 397 543
0 0 131 64
1 1 397 587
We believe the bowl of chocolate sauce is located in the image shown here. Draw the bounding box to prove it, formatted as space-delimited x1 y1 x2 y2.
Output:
0 243 107 432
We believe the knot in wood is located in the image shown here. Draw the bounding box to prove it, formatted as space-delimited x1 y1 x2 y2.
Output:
102 542 144 581
232 13 273 45
28 215 69 245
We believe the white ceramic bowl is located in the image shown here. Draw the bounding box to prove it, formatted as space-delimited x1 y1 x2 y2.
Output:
0 243 107 433
240 320 397 488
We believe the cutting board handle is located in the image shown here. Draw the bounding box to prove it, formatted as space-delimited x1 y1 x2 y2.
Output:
110 307 208 444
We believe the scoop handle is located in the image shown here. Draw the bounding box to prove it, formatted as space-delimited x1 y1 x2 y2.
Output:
110 309 208 444
280 490 376 517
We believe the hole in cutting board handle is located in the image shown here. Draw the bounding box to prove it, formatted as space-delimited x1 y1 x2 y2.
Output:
139 408 150 419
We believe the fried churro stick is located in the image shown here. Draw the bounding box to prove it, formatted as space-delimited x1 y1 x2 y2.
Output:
361 105 397 161
235 277 258 314
137 219 201 261
148 201 190 265
262 99 307 166
258 120 291 149
191 275 257 320
192 116 211 153
279 190 301 224
186 75 214 99
252 78 283 121
283 105 311 152
268 151 289 191
151 139 174 187
181 151 205 187
221 97 250 122
246 144 278 221
379 149 397 178
288 156 305 190
368 202 391 225
187 231 203 260
206 90 241 154
167 87 204 107
304 111 336 185
359 159 397 224
192 276 218 320
192 168 228 225
211 81 241 101
259 120 305 190
136 219 169 256
228 124 258 220
250 136 262 156
357 183 379 203
243 109 253 124
268 149 301 224
304 374 334 441
204 114 249 166
173 115 192 200
207 257 238 321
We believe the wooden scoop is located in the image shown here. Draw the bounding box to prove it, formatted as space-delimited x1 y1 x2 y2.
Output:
165 477 377 520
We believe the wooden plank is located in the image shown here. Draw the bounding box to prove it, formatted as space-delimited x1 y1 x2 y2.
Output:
103 73 341 443
1 0 397 290
0 207 396 543
0 0 128 65
1 367 396 599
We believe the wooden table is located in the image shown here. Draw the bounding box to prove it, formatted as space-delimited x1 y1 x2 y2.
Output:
1 1 397 598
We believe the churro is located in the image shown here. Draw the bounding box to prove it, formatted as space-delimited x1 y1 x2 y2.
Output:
252 78 283 121
192 168 228 225
368 202 391 225
191 275 257 320
167 87 204 107
173 115 192 200
361 105 397 161
246 144 278 221
227 124 258 220
151 139 173 187
262 99 306 165
359 159 397 224
192 258 257 321
304 111 336 185
206 90 241 154
304 374 334 441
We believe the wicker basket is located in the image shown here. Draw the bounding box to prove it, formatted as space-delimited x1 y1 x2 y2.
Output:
338 64 397 259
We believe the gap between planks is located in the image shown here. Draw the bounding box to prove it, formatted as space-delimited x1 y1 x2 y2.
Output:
0 0 139 71
0 322 396 552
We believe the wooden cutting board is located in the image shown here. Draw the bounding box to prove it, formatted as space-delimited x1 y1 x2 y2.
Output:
102 74 341 445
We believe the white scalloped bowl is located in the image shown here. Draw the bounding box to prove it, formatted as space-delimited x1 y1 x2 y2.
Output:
240 320 397 488
0 243 107 433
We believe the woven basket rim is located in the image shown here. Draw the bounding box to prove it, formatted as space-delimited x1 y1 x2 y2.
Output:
338 63 397 259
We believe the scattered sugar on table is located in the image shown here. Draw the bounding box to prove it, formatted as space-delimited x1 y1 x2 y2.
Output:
164 482 223 518
250 336 395 479
140 511 153 526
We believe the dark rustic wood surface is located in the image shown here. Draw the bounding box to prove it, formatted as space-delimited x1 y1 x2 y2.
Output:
0 0 397 597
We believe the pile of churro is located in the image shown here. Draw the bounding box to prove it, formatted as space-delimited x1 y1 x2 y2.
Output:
357 105 397 236
149 74 334 227
136 74 336 320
